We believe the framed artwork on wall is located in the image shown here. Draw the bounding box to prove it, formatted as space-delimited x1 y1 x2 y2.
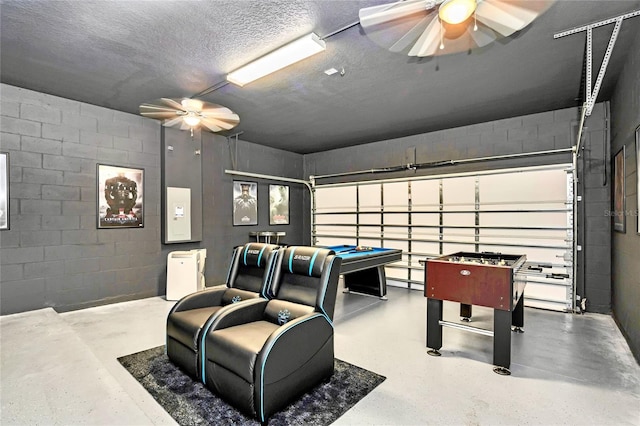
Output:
613 146 625 233
269 184 290 225
233 181 258 226
0 152 9 231
97 164 144 229
636 125 640 235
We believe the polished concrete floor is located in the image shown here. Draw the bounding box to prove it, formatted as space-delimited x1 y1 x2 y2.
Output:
1 286 639 425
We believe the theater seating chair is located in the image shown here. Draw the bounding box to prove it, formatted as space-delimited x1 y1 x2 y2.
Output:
201 246 342 423
166 242 280 379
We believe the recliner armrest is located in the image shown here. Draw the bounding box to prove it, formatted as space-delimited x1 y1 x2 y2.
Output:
257 313 333 380
205 298 269 331
169 285 226 314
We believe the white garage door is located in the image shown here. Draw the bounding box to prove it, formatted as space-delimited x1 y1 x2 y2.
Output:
313 164 575 312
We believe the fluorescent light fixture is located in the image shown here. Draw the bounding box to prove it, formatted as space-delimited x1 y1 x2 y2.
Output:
227 33 326 87
439 0 477 25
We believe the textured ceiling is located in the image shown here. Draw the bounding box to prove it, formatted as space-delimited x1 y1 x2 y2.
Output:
2 1 640 154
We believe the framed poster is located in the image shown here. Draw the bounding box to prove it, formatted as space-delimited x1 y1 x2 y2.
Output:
269 184 290 225
0 152 9 230
233 181 258 226
636 125 640 235
613 146 625 233
97 164 144 229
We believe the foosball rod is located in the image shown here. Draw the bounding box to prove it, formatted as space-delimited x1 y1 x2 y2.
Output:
439 320 494 337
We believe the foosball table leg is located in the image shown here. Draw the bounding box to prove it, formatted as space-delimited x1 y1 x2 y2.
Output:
493 308 512 375
460 303 472 322
511 293 525 333
427 298 443 356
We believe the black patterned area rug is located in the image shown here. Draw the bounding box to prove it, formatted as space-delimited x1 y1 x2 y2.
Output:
118 346 386 425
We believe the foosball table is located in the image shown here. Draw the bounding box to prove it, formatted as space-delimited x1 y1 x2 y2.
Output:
423 251 527 375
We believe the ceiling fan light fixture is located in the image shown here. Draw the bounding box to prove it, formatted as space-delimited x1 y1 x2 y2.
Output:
183 113 201 127
139 98 239 135
227 32 326 87
439 0 477 25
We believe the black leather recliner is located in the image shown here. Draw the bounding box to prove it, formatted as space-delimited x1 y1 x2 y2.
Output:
201 246 342 422
166 242 280 379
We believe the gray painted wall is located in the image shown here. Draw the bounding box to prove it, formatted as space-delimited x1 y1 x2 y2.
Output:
201 133 305 285
0 77 623 334
610 28 640 361
304 104 612 313
0 84 165 313
161 127 203 243
0 83 305 314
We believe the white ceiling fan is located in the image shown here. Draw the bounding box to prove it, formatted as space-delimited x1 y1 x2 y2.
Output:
359 0 555 57
139 98 239 136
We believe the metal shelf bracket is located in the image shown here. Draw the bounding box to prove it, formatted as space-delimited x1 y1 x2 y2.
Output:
554 10 640 117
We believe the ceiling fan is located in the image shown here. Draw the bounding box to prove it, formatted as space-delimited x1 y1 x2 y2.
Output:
359 0 554 57
139 98 240 136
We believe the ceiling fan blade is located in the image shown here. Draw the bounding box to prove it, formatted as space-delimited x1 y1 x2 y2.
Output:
202 112 240 122
201 106 240 125
160 98 185 111
202 116 238 131
475 0 542 37
163 116 184 128
359 0 431 28
390 15 432 53
467 22 497 47
408 16 441 57
140 103 178 112
200 107 236 116
200 106 229 113
200 119 224 133
140 111 180 119
489 0 540 25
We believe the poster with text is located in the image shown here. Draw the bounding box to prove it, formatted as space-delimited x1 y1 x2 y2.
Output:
97 164 144 228
233 181 258 226
269 184 289 225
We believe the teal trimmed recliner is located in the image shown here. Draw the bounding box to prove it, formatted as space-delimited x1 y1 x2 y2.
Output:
166 242 280 379
200 246 342 422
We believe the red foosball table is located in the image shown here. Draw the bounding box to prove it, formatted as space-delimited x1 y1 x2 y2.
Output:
423 251 527 375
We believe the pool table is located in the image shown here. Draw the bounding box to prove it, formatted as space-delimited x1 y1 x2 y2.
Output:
323 245 403 299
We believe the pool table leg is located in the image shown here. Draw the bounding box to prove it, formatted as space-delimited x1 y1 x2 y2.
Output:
342 266 388 299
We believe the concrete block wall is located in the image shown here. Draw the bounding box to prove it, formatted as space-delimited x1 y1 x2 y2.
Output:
305 108 579 180
609 26 640 361
304 104 611 313
579 104 612 312
0 80 616 319
201 133 305 285
0 83 164 314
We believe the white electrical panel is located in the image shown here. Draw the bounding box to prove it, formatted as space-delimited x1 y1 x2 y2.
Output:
167 187 191 242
